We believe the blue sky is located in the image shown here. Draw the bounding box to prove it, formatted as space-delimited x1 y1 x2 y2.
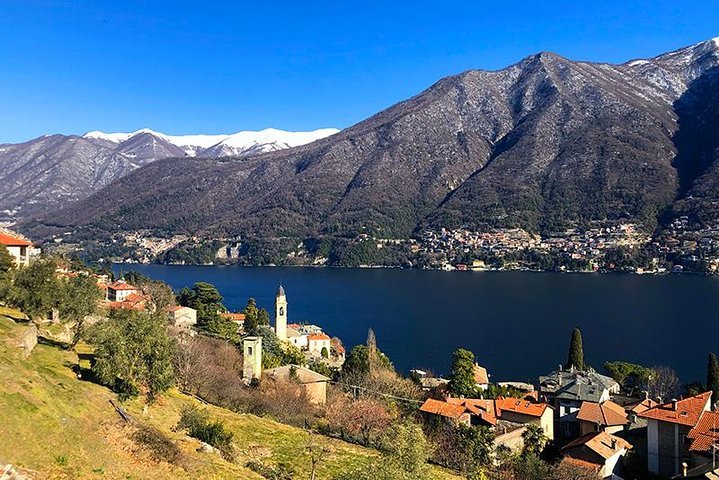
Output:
1 1 717 143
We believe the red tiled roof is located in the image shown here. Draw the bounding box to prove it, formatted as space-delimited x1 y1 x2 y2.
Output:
638 392 712 427
221 312 246 321
630 398 659 415
420 398 468 420
562 431 632 461
576 400 628 427
308 333 330 341
473 364 489 384
496 397 549 418
0 232 31 247
107 281 138 291
447 397 497 426
688 411 719 453
563 457 601 471
107 292 148 311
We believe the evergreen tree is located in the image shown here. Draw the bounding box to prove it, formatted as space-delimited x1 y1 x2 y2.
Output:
708 352 719 404
0 245 14 274
90 309 175 402
59 274 103 349
449 348 477 397
243 298 260 334
0 245 14 300
566 328 585 371
177 282 225 326
8 257 61 321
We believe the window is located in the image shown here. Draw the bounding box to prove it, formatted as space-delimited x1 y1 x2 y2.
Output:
248 347 253 356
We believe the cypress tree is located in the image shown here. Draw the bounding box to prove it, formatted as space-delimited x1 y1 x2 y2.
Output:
449 348 478 397
707 352 719 404
566 328 585 371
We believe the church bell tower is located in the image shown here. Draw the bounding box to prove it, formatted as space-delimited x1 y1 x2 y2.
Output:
275 285 287 341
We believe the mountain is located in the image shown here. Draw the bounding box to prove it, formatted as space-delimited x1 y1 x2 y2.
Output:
0 128 339 221
26 38 719 256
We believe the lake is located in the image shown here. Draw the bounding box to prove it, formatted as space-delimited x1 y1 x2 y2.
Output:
113 265 719 385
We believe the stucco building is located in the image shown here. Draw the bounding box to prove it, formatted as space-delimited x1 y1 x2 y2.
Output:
0 231 31 268
539 367 620 444
167 305 197 328
561 431 633 479
639 391 712 478
265 364 330 405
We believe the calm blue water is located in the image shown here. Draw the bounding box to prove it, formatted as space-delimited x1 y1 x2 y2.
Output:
113 265 719 385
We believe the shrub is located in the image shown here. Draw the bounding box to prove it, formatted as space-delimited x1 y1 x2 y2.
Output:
131 424 184 465
246 460 295 480
176 405 235 460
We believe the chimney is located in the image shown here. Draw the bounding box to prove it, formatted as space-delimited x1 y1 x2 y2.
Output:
611 438 617 450
672 399 679 411
682 461 688 477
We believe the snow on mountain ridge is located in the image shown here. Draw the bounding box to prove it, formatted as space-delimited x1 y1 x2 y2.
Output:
82 127 340 156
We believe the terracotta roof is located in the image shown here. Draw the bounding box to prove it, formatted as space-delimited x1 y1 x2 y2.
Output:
630 398 659 415
0 232 31 247
420 398 468 420
308 333 330 341
562 431 632 461
638 392 712 427
107 281 137 291
495 397 549 418
447 397 497 426
474 364 489 384
167 305 184 312
562 457 601 472
107 292 148 311
221 312 246 321
577 400 628 427
688 411 719 453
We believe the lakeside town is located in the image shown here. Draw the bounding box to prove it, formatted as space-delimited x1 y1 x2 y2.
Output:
2 227 719 479
31 217 719 275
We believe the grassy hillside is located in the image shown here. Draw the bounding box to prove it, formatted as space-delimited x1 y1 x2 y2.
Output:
0 309 457 479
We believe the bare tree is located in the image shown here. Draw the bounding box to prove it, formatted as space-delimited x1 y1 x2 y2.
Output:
647 365 682 401
306 431 330 480
326 392 393 445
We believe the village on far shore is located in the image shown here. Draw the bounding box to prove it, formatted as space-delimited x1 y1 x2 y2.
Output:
3 226 719 480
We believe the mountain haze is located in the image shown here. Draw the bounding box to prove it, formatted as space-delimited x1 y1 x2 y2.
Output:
27 38 719 248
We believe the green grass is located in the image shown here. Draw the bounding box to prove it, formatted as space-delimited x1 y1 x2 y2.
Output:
0 310 459 479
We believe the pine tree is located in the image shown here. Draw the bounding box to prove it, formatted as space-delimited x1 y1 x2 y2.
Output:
707 352 719 405
566 328 585 371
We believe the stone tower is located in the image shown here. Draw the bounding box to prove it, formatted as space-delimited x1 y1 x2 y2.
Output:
275 285 288 341
242 336 262 381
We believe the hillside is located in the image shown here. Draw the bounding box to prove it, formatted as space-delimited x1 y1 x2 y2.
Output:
25 38 719 250
0 128 338 222
0 309 456 479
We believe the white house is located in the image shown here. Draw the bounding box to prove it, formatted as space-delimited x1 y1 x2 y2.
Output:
0 231 31 268
106 280 139 302
287 326 308 349
167 306 197 328
307 333 331 356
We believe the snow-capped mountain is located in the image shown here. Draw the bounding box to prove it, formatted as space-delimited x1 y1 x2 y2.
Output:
29 36 719 247
83 127 340 157
0 127 339 221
